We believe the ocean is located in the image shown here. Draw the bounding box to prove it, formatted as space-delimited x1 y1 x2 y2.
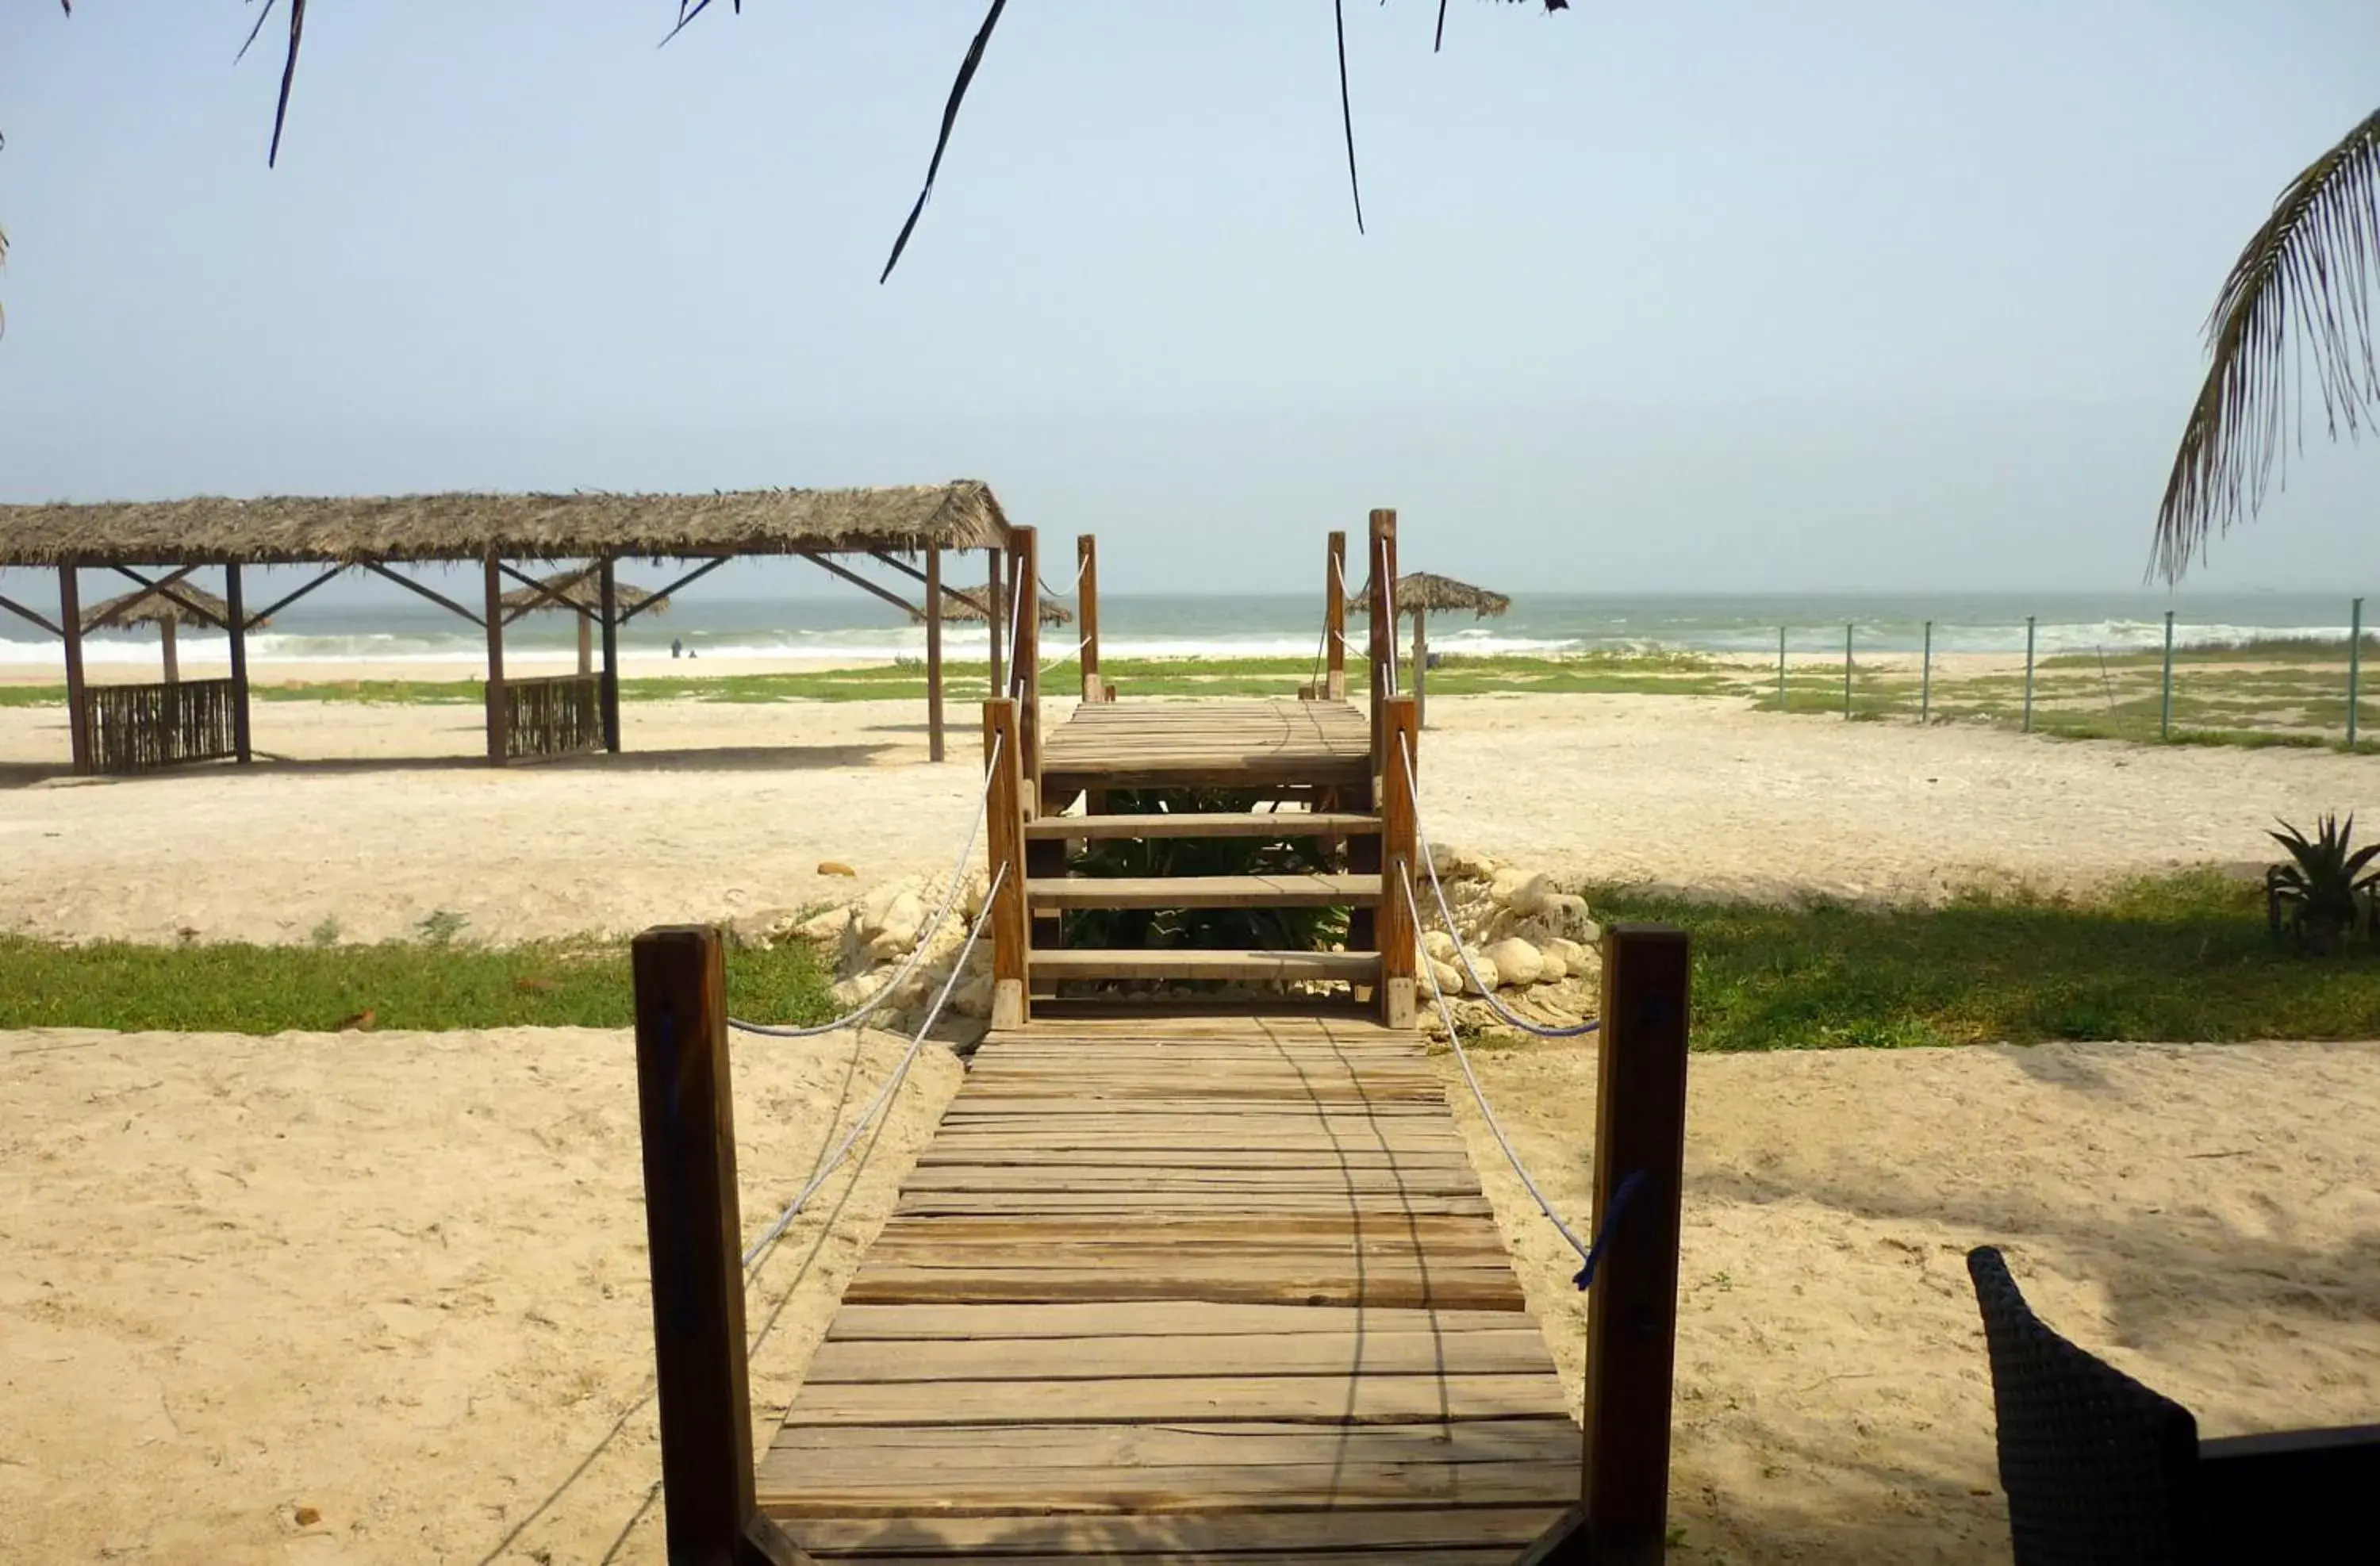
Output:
2 589 2370 669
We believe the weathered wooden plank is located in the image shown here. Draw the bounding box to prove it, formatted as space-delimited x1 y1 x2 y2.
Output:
910 1148 1473 1169
781 1373 1568 1427
840 1266 1528 1311
1025 812 1380 842
767 1418 1580 1464
894 1194 1496 1219
1027 874 1382 910
803 1328 1557 1384
764 1459 1578 1516
821 1304 1534 1342
781 1507 1567 1556
892 1170 1485 1195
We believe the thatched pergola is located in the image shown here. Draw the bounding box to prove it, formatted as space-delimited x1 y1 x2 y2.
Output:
501 566 669 677
912 583 1073 628
83 583 258 685
1363 571 1510 727
0 482 1017 773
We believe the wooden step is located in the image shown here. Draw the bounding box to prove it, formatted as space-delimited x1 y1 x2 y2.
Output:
1027 873 1380 910
1031 949 1380 984
1024 811 1378 842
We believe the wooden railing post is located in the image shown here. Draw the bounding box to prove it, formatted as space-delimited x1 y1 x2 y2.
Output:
630 925 809 1566
1325 529 1348 700
983 699 1031 1027
1077 534 1103 704
1009 526 1042 812
1521 924 1691 1566
1376 694 1419 1029
986 544 1007 705
924 543 946 762
1367 509 1397 763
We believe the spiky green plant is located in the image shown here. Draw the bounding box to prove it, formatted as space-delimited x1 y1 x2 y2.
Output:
2267 812 2380 951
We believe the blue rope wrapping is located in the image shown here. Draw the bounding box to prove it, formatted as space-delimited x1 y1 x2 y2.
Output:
1572 1169 1649 1291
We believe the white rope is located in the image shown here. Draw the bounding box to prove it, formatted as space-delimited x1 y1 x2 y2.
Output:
1004 572 1028 697
1395 731 1598 1038
1042 632 1092 673
1399 864 1591 1260
742 862 1005 1273
729 733 1001 1038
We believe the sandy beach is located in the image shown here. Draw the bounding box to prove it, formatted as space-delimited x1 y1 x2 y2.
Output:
6 689 2379 943
4 1025 2373 1564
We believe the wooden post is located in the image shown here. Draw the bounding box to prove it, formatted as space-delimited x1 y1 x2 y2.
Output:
484 555 509 765
1376 694 1420 1029
577 611 594 677
986 546 1007 703
984 700 1030 1028
630 926 810 1566
59 565 89 774
1411 608 1428 731
1521 923 1691 1566
1366 509 1396 761
161 618 180 684
1323 530 1349 700
1077 533 1102 703
1010 527 1042 812
925 544 946 762
598 558 622 754
225 564 253 764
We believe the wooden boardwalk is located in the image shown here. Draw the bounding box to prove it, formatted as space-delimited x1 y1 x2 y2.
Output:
1040 697 1372 793
758 1013 1579 1561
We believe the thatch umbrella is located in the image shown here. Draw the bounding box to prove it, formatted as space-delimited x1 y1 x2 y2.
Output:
83 584 246 684
501 567 669 675
1363 571 1511 727
910 584 1074 628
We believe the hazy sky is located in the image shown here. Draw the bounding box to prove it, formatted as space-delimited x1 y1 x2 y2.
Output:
2 1 2374 595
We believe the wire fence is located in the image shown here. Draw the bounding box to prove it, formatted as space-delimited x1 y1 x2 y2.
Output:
1764 598 2380 750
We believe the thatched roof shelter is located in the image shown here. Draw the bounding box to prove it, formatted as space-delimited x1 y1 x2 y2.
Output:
499 566 669 619
912 583 1074 628
0 482 1010 567
1364 571 1511 620
84 584 239 631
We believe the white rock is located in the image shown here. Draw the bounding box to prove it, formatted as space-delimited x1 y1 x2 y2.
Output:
797 906 853 944
828 970 888 1011
1506 873 1561 917
1488 869 1526 908
1429 958 1465 997
1461 950 1501 995
1535 947 1568 983
952 975 994 1019
1544 936 1592 973
1427 842 1496 881
1480 937 1543 988
1422 930 1457 962
859 880 923 939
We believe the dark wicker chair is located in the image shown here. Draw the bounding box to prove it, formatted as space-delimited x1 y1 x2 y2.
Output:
1967 1246 2380 1564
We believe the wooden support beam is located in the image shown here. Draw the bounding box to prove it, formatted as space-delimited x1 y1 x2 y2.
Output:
619 556 731 625
483 555 509 766
58 566 89 774
869 550 993 620
359 562 482 628
248 566 345 628
926 543 946 764
1522 924 1691 1566
986 546 1007 702
98 564 212 628
799 552 922 620
1077 534 1102 703
1010 527 1042 812
1376 694 1419 1028
598 558 622 754
225 565 252 764
0 589 62 638
1326 529 1348 700
629 926 812 1566
984 700 1030 1028
1367 509 1397 763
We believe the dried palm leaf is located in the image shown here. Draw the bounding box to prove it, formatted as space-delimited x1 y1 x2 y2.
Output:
2155 107 2380 581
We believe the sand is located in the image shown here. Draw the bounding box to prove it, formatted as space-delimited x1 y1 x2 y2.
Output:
0 1024 963 1565
4 1027 2373 1564
7 691 2379 943
1449 1037 2380 1564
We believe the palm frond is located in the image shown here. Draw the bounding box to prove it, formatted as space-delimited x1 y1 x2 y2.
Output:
2154 107 2380 582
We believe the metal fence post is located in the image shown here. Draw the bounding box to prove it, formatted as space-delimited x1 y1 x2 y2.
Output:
1920 620 1933 724
2160 610 2175 741
2351 597 2364 749
2021 616 2036 735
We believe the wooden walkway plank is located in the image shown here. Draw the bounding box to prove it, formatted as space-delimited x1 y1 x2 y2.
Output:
762 1012 1576 1560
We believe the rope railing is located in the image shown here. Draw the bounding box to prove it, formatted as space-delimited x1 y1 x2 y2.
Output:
741 861 1005 1273
1395 731 1599 1038
727 731 1001 1038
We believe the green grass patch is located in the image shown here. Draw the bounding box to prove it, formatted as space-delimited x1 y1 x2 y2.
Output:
0 934 835 1034
1591 869 2380 1051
